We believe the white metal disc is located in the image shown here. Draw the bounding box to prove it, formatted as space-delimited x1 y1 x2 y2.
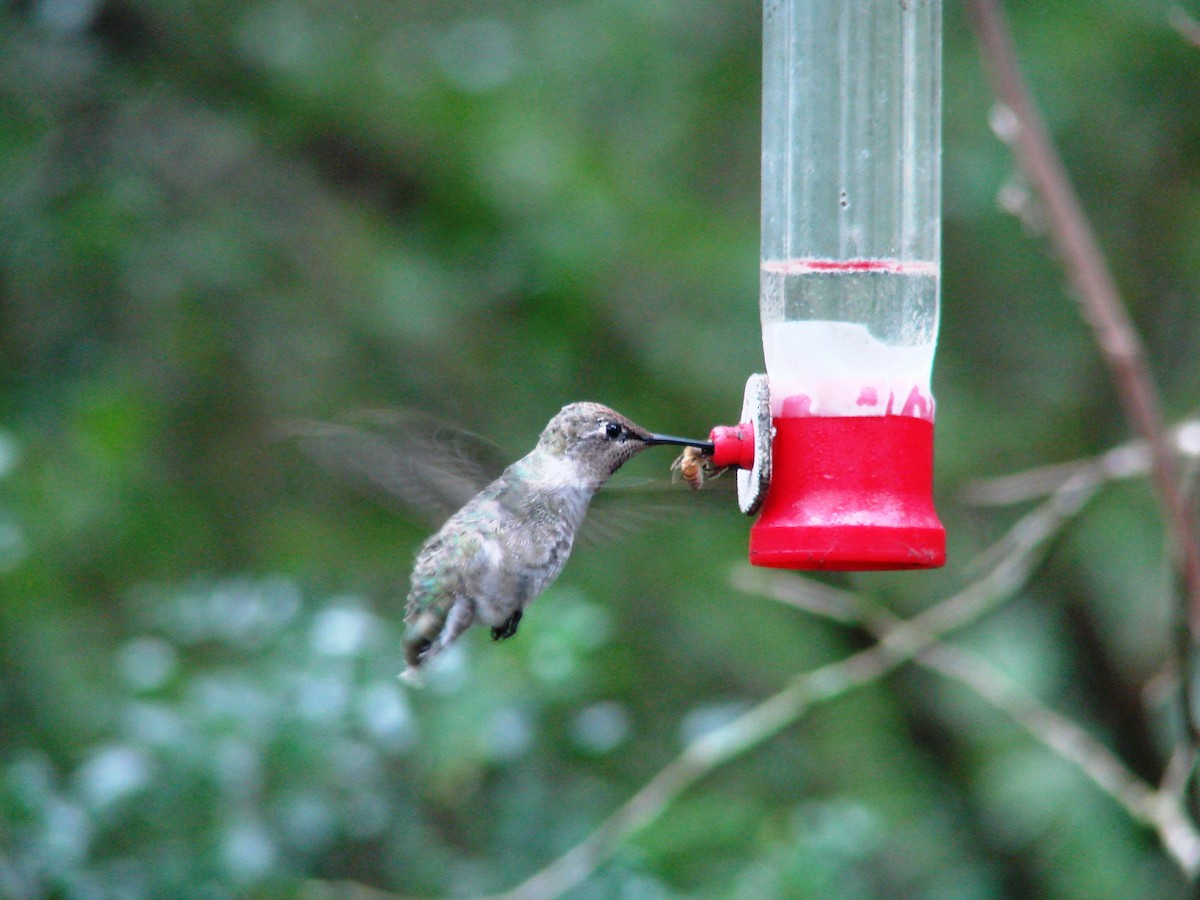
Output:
737 373 771 515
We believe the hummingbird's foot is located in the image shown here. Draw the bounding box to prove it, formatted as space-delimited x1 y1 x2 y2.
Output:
491 609 523 641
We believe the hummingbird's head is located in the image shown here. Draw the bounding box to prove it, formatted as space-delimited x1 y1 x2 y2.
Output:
538 402 708 484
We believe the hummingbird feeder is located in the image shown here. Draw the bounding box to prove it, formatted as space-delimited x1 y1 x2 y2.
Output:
707 0 946 570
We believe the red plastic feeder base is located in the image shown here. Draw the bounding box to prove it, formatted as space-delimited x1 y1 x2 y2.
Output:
749 415 946 570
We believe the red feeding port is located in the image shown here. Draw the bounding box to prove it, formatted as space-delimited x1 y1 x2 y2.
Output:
710 423 756 470
748 415 945 570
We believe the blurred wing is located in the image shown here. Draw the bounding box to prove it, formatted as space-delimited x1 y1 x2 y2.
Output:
578 471 737 548
277 410 510 526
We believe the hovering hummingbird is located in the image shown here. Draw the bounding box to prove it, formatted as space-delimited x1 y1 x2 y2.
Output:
286 403 711 682
402 402 708 680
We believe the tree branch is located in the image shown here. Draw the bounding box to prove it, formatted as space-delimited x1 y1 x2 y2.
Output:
961 418 1200 507
742 554 1200 878
965 0 1200 639
1170 5 1200 49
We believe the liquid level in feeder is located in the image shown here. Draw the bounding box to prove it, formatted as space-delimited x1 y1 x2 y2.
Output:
760 263 938 419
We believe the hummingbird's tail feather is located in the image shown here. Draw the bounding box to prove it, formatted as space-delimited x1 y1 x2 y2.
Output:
403 597 476 677
398 666 424 687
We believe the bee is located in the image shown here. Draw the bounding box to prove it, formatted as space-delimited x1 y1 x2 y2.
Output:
671 446 724 491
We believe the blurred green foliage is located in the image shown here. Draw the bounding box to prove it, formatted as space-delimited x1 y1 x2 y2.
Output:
2 0 1199 897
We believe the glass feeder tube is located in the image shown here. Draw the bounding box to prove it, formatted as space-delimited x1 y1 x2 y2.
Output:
749 0 946 569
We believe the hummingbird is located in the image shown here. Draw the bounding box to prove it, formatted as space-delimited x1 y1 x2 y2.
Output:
398 402 708 680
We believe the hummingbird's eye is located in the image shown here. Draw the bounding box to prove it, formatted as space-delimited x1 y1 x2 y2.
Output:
604 422 623 440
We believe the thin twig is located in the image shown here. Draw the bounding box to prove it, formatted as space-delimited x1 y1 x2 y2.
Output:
966 0 1200 639
742 559 1200 877
961 419 1200 507
1170 5 1200 49
921 644 1200 876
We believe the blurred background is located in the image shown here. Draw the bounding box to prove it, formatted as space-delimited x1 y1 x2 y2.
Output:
2 0 1199 896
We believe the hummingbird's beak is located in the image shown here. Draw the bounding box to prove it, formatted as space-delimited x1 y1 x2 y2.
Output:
642 433 715 455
